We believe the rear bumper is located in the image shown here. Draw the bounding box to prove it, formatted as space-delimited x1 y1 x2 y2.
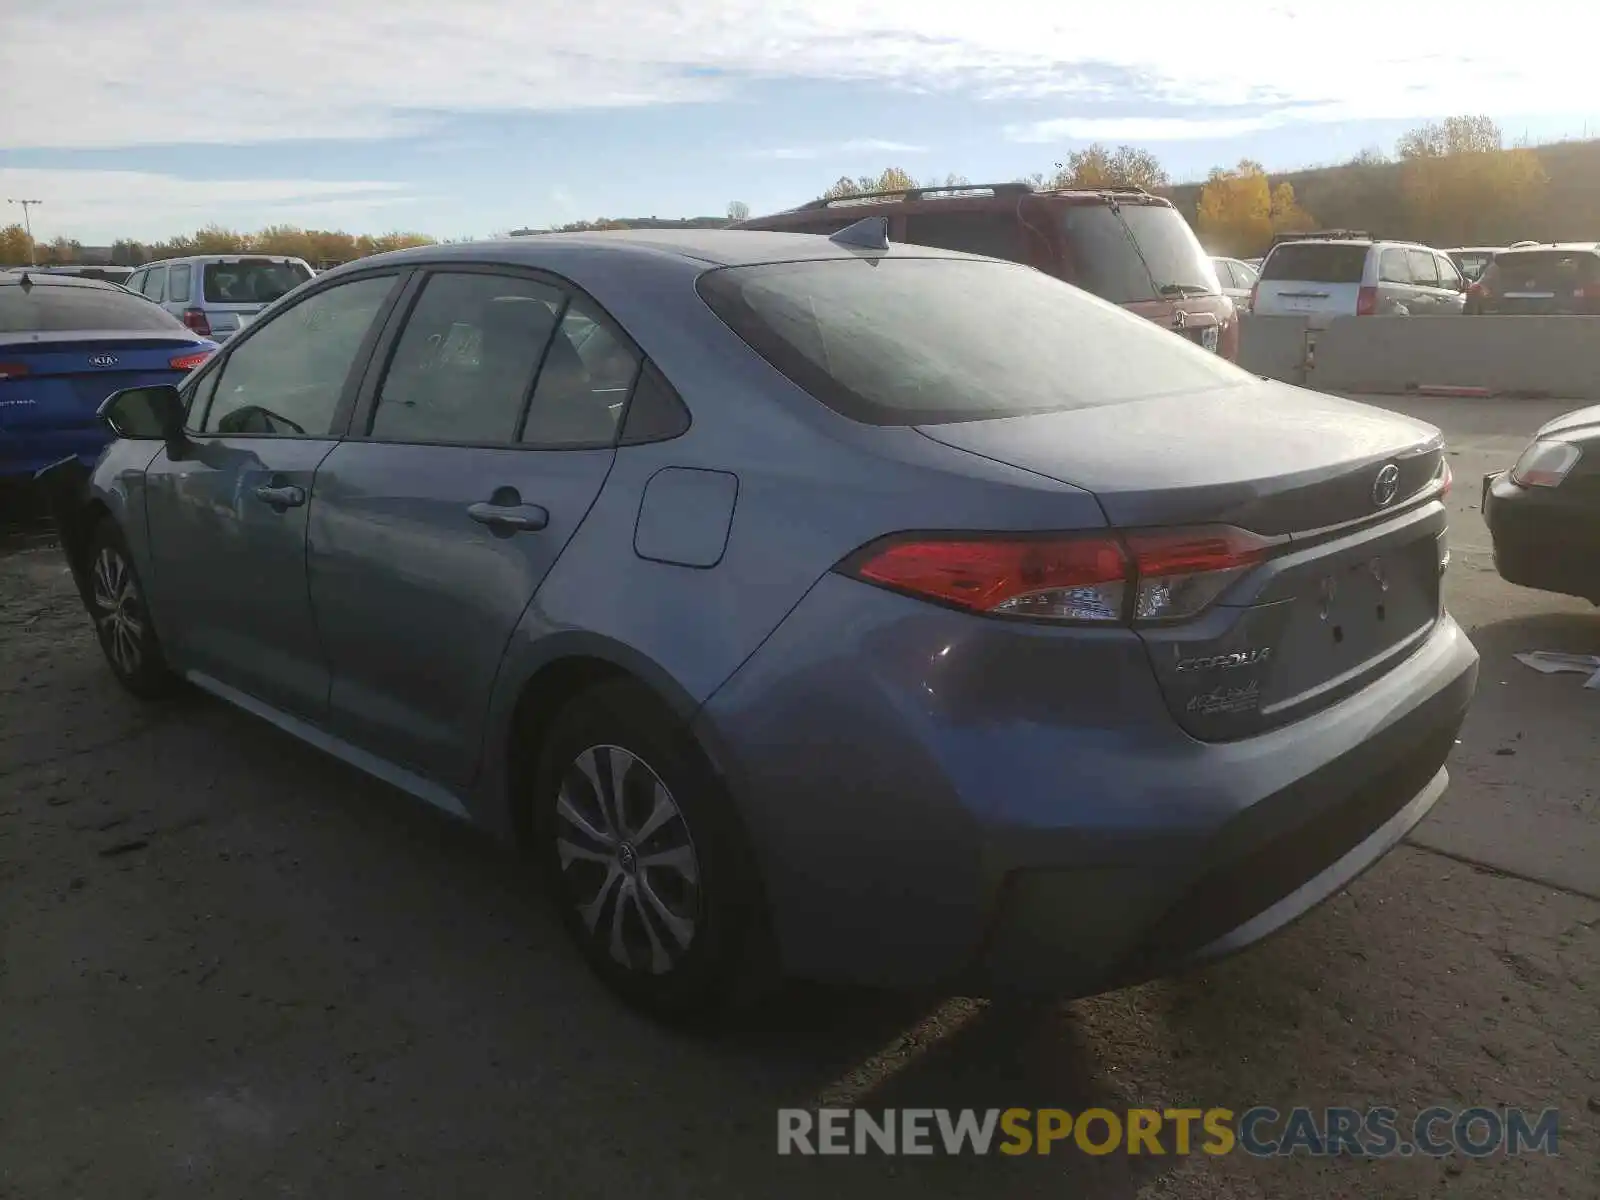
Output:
697 572 1479 995
0 425 110 479
1484 470 1600 601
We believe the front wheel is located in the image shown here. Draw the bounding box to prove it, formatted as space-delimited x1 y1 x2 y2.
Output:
85 520 180 699
533 681 770 1023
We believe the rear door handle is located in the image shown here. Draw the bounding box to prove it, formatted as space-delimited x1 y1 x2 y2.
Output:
467 501 549 532
254 483 306 509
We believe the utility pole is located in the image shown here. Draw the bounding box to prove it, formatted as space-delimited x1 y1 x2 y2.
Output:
7 198 43 266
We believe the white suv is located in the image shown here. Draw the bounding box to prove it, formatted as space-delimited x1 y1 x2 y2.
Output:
1253 233 1467 326
125 254 314 342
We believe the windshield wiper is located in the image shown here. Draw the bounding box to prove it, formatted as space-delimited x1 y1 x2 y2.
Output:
1157 282 1215 297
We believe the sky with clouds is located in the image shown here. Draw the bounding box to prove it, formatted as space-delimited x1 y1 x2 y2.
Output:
2 0 1598 243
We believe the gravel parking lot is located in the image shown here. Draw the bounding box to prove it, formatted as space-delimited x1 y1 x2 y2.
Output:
2 395 1597 1199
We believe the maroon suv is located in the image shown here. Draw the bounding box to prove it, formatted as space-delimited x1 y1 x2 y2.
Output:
735 183 1239 361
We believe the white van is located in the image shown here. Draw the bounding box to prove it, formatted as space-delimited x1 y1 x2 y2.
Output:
125 255 315 343
1253 234 1467 326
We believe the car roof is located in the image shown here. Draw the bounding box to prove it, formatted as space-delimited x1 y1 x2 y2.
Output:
1496 242 1600 253
137 254 312 266
0 272 119 291
334 228 996 274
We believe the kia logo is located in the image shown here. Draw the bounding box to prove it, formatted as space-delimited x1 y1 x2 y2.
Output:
1373 463 1401 507
87 354 119 368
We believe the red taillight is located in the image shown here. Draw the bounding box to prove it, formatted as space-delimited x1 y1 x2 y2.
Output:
182 308 211 335
1467 280 1486 299
0 362 29 380
1355 285 1379 316
169 350 211 371
842 525 1283 625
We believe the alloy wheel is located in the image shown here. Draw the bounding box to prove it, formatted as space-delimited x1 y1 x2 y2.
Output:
91 546 144 676
553 744 702 975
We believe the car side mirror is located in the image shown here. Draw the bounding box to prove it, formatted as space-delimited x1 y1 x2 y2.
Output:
99 384 188 456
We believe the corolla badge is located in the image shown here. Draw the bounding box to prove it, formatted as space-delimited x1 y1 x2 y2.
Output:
1372 462 1401 507
1174 647 1273 673
87 354 119 367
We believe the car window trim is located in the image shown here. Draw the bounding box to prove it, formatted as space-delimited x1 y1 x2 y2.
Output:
343 260 651 453
190 267 411 440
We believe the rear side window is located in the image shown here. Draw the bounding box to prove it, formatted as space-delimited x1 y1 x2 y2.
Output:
203 259 312 304
697 257 1245 427
168 263 193 304
1406 249 1438 286
0 282 190 333
1262 244 1369 284
521 300 641 447
901 212 1027 264
141 266 167 302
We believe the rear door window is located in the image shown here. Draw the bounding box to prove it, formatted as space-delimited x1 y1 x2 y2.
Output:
168 263 193 304
1406 249 1438 287
203 259 312 305
698 257 1244 427
1262 244 1369 284
141 266 167 302
0 282 192 333
1378 249 1411 284
901 212 1027 264
369 272 564 445
521 300 642 447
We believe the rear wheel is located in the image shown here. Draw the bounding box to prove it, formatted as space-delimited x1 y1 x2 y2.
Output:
85 520 179 699
533 681 770 1023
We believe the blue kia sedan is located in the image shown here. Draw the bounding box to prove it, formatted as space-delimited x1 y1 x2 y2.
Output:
38 227 1478 1022
1 272 215 481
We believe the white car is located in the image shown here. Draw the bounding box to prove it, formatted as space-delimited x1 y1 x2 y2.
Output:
125 254 314 343
1253 235 1467 326
1210 256 1260 312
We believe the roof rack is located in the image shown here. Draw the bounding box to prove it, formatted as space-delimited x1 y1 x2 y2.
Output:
1271 228 1372 245
798 181 1034 210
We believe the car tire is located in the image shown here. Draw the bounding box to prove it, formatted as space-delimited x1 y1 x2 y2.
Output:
533 680 771 1024
85 519 180 699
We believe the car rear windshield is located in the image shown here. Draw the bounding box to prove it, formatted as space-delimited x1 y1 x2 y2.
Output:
696 257 1246 426
1261 243 1369 283
1060 202 1219 304
0 282 188 333
202 260 312 304
1486 250 1600 288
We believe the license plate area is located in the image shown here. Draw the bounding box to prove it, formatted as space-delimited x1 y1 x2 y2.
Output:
1267 538 1439 705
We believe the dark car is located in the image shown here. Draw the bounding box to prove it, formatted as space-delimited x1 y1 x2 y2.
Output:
0 272 216 480
39 228 1475 1022
1484 406 1600 603
1467 244 1600 315
734 183 1240 361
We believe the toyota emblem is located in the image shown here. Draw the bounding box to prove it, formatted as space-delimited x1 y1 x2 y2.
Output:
87 353 119 368
1372 463 1401 507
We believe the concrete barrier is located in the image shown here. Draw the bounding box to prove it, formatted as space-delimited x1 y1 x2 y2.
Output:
1237 315 1311 385
1308 316 1600 398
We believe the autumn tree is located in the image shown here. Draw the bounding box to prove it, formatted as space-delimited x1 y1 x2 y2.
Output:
727 200 750 222
921 172 972 191
1196 160 1316 255
1396 116 1546 245
1050 143 1168 191
820 166 918 200
1 223 35 265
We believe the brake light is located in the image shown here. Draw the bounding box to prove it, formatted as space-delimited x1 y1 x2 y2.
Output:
841 525 1283 625
0 362 29 380
1355 285 1379 316
169 350 211 371
182 308 211 336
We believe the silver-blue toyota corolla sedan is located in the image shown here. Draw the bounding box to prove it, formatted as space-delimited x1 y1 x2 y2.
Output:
39 227 1478 1023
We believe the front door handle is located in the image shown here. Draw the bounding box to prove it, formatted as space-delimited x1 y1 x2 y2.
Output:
467 501 549 532
254 483 306 509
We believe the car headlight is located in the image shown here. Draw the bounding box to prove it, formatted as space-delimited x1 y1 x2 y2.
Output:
1510 440 1582 488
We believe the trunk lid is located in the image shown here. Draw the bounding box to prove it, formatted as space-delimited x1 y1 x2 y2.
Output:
1481 250 1600 315
0 333 206 435
916 379 1448 739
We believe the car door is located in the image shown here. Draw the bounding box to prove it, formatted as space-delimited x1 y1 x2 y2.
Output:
1376 248 1413 313
1406 248 1443 313
1433 252 1468 313
308 268 639 787
141 271 404 718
